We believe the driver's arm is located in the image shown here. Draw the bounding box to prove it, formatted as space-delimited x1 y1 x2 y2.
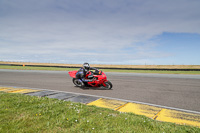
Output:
90 67 98 70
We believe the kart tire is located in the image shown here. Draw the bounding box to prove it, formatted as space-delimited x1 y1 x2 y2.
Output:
73 78 84 87
104 81 112 89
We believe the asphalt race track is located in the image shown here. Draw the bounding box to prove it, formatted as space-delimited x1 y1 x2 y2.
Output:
1 69 200 112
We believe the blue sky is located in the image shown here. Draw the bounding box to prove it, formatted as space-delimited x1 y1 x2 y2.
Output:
0 0 200 65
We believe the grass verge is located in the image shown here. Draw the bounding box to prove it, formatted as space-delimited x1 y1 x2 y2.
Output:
0 92 199 132
1 65 200 75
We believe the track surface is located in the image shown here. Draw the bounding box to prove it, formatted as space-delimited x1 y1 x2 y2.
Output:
1 69 200 112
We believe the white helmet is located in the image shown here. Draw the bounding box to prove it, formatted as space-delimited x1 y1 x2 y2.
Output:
83 62 90 70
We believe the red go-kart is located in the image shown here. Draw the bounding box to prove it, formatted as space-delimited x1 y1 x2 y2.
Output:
68 69 112 89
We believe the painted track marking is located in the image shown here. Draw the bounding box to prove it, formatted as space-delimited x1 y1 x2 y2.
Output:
1 86 200 127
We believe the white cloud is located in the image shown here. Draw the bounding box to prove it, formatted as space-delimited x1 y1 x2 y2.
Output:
0 0 200 64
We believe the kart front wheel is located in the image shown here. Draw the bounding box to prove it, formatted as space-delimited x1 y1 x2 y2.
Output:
104 81 112 90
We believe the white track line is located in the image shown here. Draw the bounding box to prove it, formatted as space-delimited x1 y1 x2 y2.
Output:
1 85 200 115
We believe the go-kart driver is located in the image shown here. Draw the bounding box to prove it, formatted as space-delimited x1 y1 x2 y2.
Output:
75 62 98 85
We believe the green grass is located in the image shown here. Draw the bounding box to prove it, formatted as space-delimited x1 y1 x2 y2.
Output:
102 69 200 75
1 65 200 75
0 65 78 71
0 92 199 132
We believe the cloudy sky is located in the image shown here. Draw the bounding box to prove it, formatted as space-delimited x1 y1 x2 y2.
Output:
0 0 200 65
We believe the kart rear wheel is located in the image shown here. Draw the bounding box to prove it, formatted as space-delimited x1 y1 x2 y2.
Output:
104 81 112 90
73 78 84 87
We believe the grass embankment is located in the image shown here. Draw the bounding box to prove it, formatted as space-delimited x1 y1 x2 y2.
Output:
1 65 200 75
0 92 199 132
1 61 200 69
